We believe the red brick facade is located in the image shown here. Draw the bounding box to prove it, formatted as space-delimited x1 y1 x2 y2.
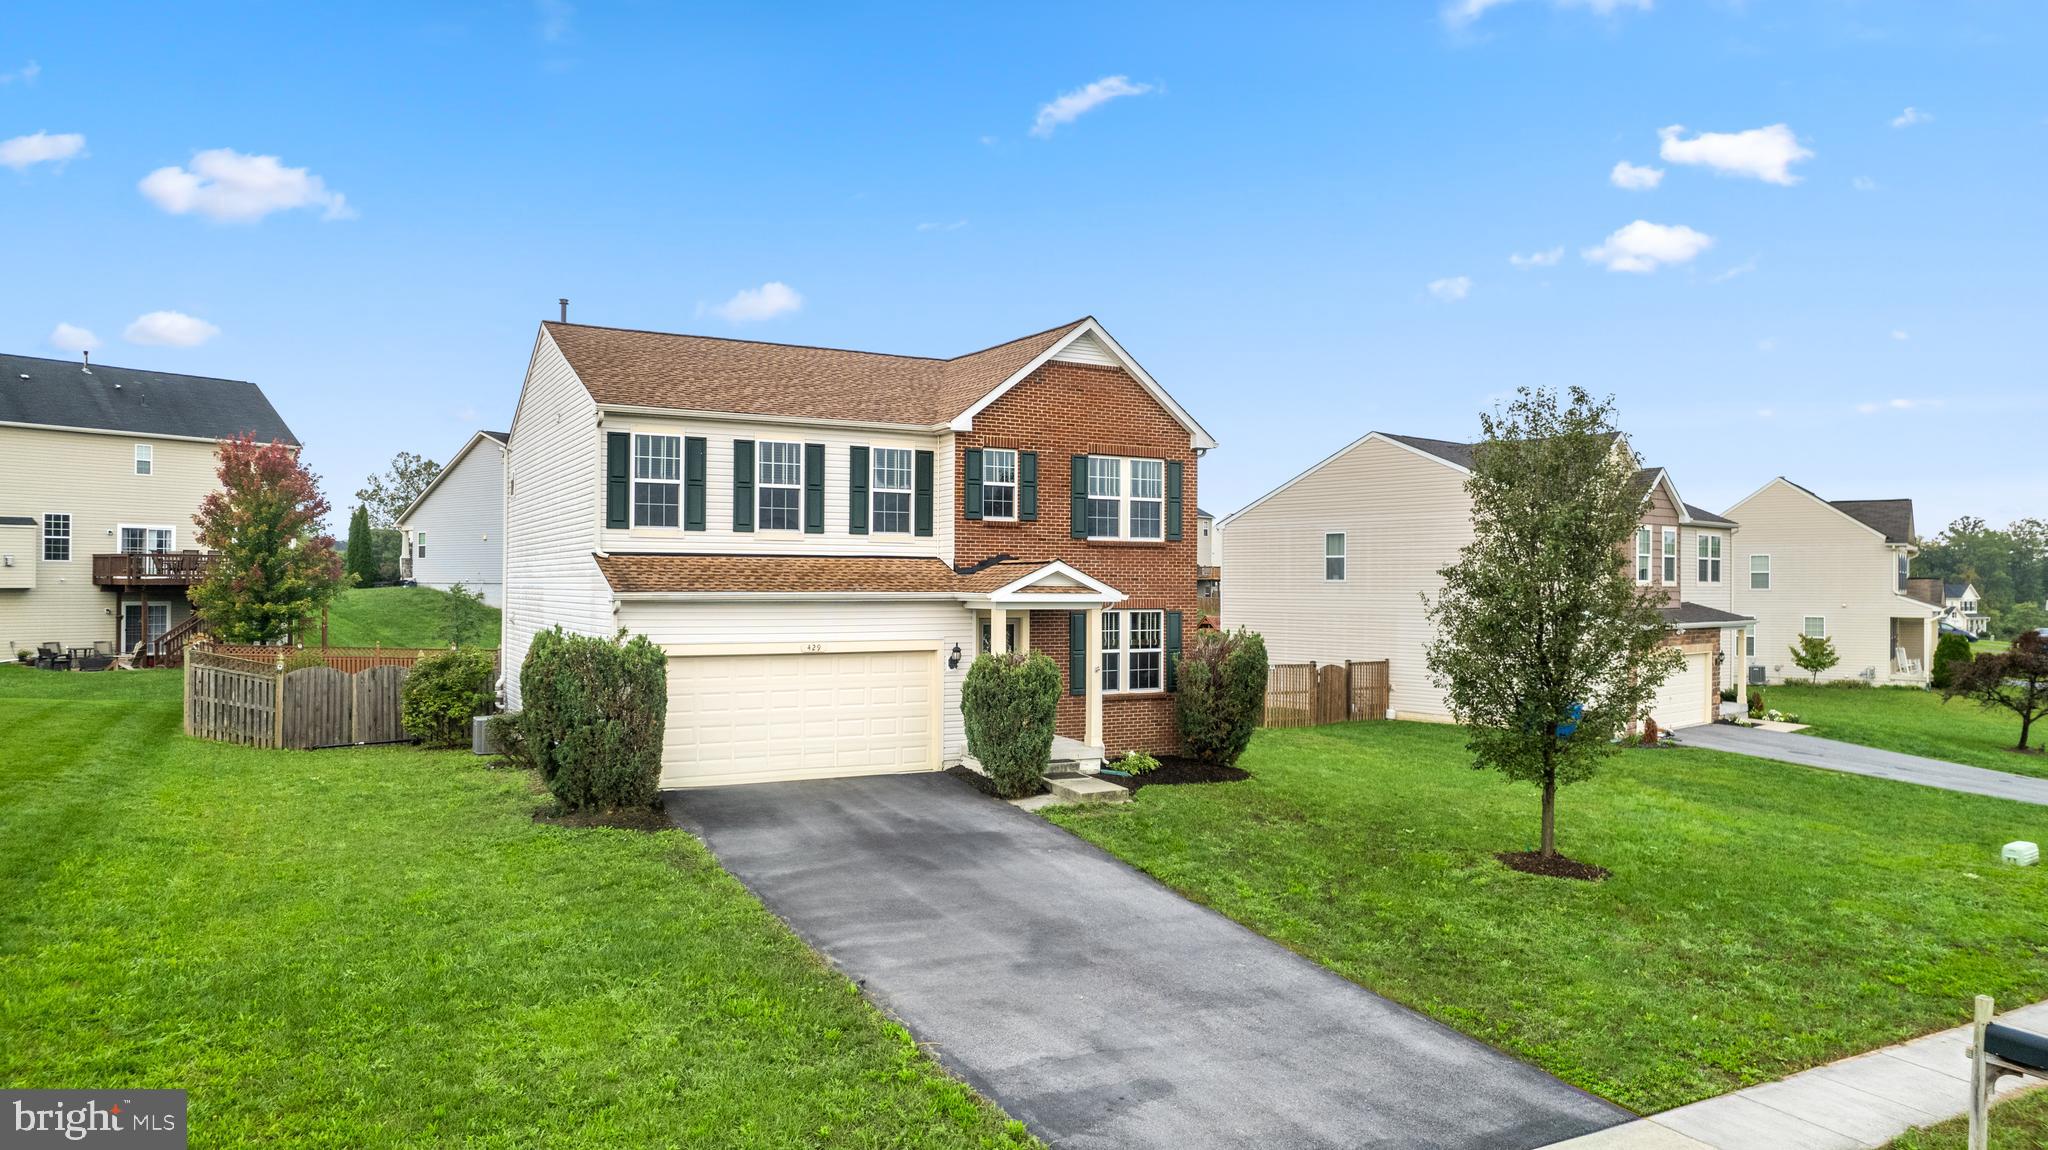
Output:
955 360 1201 754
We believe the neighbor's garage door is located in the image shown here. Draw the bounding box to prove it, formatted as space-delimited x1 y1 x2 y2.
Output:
1650 650 1712 730
662 650 937 788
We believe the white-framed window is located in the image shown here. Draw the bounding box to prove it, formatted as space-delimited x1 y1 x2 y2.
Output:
1084 455 1166 541
758 441 803 531
1802 616 1828 639
1896 554 1910 593
1745 628 1755 658
1102 609 1164 693
1963 599 1976 613
1662 527 1678 584
1325 532 1346 581
1636 527 1653 583
416 530 427 558
981 448 1017 520
632 433 681 528
133 444 153 476
1697 534 1722 583
119 525 174 553
871 447 913 534
1750 554 1772 590
42 513 71 562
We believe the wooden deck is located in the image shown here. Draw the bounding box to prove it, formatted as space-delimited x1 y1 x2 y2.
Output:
92 550 214 587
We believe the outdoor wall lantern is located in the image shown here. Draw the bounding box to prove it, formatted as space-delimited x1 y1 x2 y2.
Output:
948 644 963 669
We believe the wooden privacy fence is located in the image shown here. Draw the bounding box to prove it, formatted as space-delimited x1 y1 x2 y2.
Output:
207 643 499 676
184 645 420 749
1261 660 1392 728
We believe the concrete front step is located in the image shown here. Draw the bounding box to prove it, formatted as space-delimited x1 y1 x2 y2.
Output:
1044 775 1129 804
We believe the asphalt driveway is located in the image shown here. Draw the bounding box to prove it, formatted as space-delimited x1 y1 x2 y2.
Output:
669 772 1627 1150
1680 723 2048 806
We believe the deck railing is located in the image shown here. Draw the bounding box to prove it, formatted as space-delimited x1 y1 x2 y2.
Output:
92 550 215 586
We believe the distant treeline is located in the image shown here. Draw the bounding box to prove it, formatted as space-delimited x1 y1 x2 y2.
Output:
1913 516 2048 638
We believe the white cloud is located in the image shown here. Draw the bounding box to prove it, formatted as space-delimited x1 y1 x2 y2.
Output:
48 323 99 353
1428 276 1472 302
1509 246 1564 268
1443 0 1649 28
1891 106 1931 129
0 130 86 171
1857 397 1940 415
1852 175 1878 192
1657 123 1812 185
1030 75 1154 138
123 311 221 348
1609 160 1664 190
0 60 39 85
709 282 803 323
139 148 354 222
1891 329 1910 341
1582 220 1713 273
1711 256 1758 283
917 219 968 232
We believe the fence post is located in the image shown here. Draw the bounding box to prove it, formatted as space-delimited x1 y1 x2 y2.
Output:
272 656 286 748
1970 994 1994 1150
183 647 193 736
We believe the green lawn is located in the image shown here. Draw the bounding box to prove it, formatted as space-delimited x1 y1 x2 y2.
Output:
1045 721 2048 1115
0 667 1032 1148
323 585 501 649
1882 1087 2048 1148
1972 639 2010 655
1763 683 2048 780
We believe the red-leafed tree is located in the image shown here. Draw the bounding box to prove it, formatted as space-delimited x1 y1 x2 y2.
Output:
190 434 345 644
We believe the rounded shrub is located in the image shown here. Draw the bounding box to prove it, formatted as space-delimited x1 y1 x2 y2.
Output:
961 651 1060 799
281 648 329 673
1930 632 1974 690
517 627 668 811
401 647 497 748
1176 628 1269 767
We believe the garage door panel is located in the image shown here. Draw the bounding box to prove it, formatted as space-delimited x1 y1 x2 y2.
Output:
663 650 938 787
1651 651 1711 730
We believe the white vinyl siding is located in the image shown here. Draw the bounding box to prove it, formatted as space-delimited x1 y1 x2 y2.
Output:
400 433 508 606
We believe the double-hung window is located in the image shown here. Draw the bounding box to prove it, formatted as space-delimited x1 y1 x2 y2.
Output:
1325 532 1346 581
1750 554 1772 590
134 444 153 475
416 531 428 557
1636 527 1653 583
1084 456 1167 540
1802 616 1827 639
1085 457 1121 538
1661 527 1678 584
1128 460 1164 539
632 434 681 527
1101 609 1164 693
758 441 803 531
1896 554 1910 593
42 513 70 562
871 448 913 534
981 448 1017 520
1100 611 1121 692
1697 534 1722 583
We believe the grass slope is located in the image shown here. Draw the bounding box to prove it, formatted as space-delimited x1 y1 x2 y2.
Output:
1764 684 2048 779
0 667 1032 1148
323 585 501 649
1045 721 2048 1114
1882 1087 2048 1148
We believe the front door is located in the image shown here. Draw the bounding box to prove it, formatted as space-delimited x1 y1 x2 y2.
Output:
123 603 170 655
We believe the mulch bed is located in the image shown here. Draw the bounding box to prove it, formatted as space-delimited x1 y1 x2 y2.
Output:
533 801 674 832
1496 850 1610 881
1104 756 1250 793
944 764 1048 799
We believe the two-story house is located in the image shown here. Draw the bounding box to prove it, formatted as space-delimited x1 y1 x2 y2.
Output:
1217 432 1751 730
396 429 510 605
1942 581 1990 637
1725 478 1942 685
0 351 298 659
500 317 1214 789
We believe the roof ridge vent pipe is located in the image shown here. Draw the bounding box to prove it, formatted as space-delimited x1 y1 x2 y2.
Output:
559 298 569 323
81 350 92 375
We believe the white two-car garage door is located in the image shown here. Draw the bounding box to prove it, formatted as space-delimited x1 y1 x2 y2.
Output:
1649 650 1712 731
662 650 938 788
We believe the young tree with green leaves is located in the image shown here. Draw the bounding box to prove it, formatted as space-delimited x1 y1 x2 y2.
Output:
343 505 375 587
190 435 345 644
1425 386 1680 862
355 451 442 528
1789 634 1839 683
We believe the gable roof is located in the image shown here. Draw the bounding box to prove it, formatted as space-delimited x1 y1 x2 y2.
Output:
480 430 509 445
0 351 298 445
1382 434 1476 470
395 429 510 526
1944 580 1973 599
1683 502 1737 527
1829 498 1915 544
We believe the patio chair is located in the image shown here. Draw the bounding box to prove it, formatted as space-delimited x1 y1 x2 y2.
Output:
1894 646 1922 675
36 642 72 671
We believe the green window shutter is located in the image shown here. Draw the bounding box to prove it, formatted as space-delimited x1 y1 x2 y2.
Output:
683 437 707 531
732 439 754 532
914 450 934 537
1166 460 1184 541
1069 612 1087 697
1070 455 1089 539
848 446 869 535
605 432 629 528
1165 610 1183 692
1019 451 1038 521
804 442 826 534
962 448 983 521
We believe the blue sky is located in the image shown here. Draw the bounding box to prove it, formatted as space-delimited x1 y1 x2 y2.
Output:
3 1 2042 532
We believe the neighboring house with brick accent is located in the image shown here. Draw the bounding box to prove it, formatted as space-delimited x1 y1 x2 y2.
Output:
500 316 1214 788
396 429 509 606
1726 478 1942 685
1217 432 1751 730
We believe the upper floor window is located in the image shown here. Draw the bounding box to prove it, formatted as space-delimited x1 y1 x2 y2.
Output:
981 448 1017 520
1636 527 1653 583
1129 459 1164 539
1750 554 1772 590
758 441 803 531
1085 457 1121 537
1662 527 1678 584
43 513 70 562
1963 599 1977 613
134 444 153 476
1325 532 1346 581
1084 455 1165 540
871 448 913 534
1697 534 1722 583
633 434 681 528
1896 554 1910 593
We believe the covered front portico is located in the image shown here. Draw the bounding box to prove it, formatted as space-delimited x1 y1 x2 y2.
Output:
962 560 1124 761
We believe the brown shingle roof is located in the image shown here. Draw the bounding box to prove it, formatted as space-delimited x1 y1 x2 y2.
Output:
544 318 1089 425
1829 498 1915 544
595 553 1064 595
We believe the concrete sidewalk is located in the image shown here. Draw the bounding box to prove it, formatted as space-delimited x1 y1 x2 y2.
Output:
1679 722 2048 807
1541 1000 2048 1149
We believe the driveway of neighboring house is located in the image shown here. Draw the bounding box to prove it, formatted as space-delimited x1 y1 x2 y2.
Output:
669 773 1629 1150
1680 723 2048 806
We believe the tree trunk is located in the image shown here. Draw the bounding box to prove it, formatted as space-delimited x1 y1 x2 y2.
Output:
1540 773 1558 859
2021 710 2036 753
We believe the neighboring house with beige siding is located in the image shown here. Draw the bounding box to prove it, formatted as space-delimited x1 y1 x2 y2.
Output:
1219 432 1749 730
397 430 508 605
0 351 298 659
1725 478 1940 686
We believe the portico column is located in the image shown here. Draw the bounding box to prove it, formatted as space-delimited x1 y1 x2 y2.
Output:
990 606 1009 655
1085 606 1104 749
1732 628 1748 709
